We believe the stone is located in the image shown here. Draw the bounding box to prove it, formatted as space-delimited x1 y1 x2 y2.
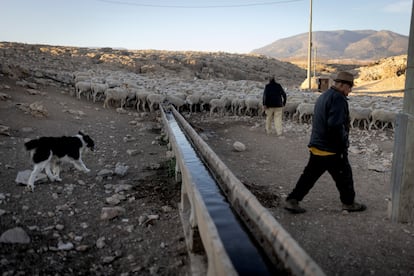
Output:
15 170 47 185
97 169 113 177
57 241 74 251
100 207 125 220
114 163 129 177
233 141 246 152
0 227 30 244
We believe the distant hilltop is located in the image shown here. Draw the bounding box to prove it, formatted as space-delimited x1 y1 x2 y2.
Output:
251 30 408 62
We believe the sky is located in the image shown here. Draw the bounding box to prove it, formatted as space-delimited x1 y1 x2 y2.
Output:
1 0 412 54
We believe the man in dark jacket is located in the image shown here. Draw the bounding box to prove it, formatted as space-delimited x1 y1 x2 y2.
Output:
285 71 366 213
262 76 287 135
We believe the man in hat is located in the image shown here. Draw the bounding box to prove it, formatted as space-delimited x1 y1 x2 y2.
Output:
262 75 287 135
285 71 366 213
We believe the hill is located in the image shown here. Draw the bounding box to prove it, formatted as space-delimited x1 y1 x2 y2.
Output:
252 30 408 62
0 42 306 88
0 41 407 93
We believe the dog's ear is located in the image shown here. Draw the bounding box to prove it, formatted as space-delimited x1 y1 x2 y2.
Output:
78 131 85 136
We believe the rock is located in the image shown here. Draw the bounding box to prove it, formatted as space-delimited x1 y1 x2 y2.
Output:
15 170 47 185
102 256 116 264
140 214 160 226
29 101 48 118
0 92 11 101
114 184 132 193
114 163 129 177
0 227 30 244
21 127 34 133
116 108 127 114
123 135 136 142
76 245 90 252
105 194 124 205
64 109 85 116
126 149 139 156
55 224 65 231
161 206 173 213
57 241 74 251
233 141 246 152
96 237 106 249
148 163 161 170
0 125 11 136
100 207 125 220
97 169 113 177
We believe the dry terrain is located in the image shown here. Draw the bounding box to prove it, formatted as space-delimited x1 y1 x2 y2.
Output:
1 75 414 275
0 42 413 275
0 77 188 275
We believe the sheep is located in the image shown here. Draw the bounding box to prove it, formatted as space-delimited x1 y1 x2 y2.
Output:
209 98 227 117
75 81 92 100
165 94 186 112
199 94 217 112
293 103 315 124
283 101 301 120
349 106 372 130
244 97 261 116
231 98 246 115
369 109 397 130
91 82 108 102
103 87 128 109
73 70 94 83
185 93 201 113
146 93 166 112
135 90 151 112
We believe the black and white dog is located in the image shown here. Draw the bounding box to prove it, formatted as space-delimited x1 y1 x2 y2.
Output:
24 131 95 191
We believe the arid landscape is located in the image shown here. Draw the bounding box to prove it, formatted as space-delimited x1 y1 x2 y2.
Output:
0 42 413 275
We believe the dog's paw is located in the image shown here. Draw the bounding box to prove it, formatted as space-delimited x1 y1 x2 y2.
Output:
55 177 62 182
84 168 91 173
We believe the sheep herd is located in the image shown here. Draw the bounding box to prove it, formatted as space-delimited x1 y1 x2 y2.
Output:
72 69 403 131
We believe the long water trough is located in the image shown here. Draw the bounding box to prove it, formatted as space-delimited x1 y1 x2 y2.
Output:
160 106 325 276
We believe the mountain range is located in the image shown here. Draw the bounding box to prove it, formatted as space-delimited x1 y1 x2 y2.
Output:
251 30 408 62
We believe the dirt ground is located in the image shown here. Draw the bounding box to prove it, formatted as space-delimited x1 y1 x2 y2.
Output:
0 77 188 275
1 75 414 276
189 115 414 276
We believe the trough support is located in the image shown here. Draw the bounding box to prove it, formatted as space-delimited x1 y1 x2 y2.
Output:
389 2 414 223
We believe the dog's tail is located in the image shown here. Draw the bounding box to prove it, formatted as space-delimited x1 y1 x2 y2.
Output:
24 139 40 151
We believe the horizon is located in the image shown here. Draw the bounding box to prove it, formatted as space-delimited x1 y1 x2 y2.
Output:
1 0 412 54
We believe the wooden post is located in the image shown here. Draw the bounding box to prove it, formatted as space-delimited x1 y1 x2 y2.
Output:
389 2 414 223
307 0 313 90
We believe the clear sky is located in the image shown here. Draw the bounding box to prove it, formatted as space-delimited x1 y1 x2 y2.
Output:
1 0 412 54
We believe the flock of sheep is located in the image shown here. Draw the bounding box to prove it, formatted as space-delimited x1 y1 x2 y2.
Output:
73 69 402 131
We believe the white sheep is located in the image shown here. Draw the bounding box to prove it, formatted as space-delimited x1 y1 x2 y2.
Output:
135 90 151 112
91 82 108 102
244 97 261 116
146 93 166 112
199 94 217 112
349 106 372 130
231 98 246 115
75 81 92 100
283 101 301 120
103 87 128 109
293 103 315 124
209 98 227 117
166 94 186 112
369 109 397 130
185 93 201 113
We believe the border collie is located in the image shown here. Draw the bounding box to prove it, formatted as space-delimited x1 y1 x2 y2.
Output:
24 131 95 191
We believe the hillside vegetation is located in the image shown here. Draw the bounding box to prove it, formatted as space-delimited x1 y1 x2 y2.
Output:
0 42 407 93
